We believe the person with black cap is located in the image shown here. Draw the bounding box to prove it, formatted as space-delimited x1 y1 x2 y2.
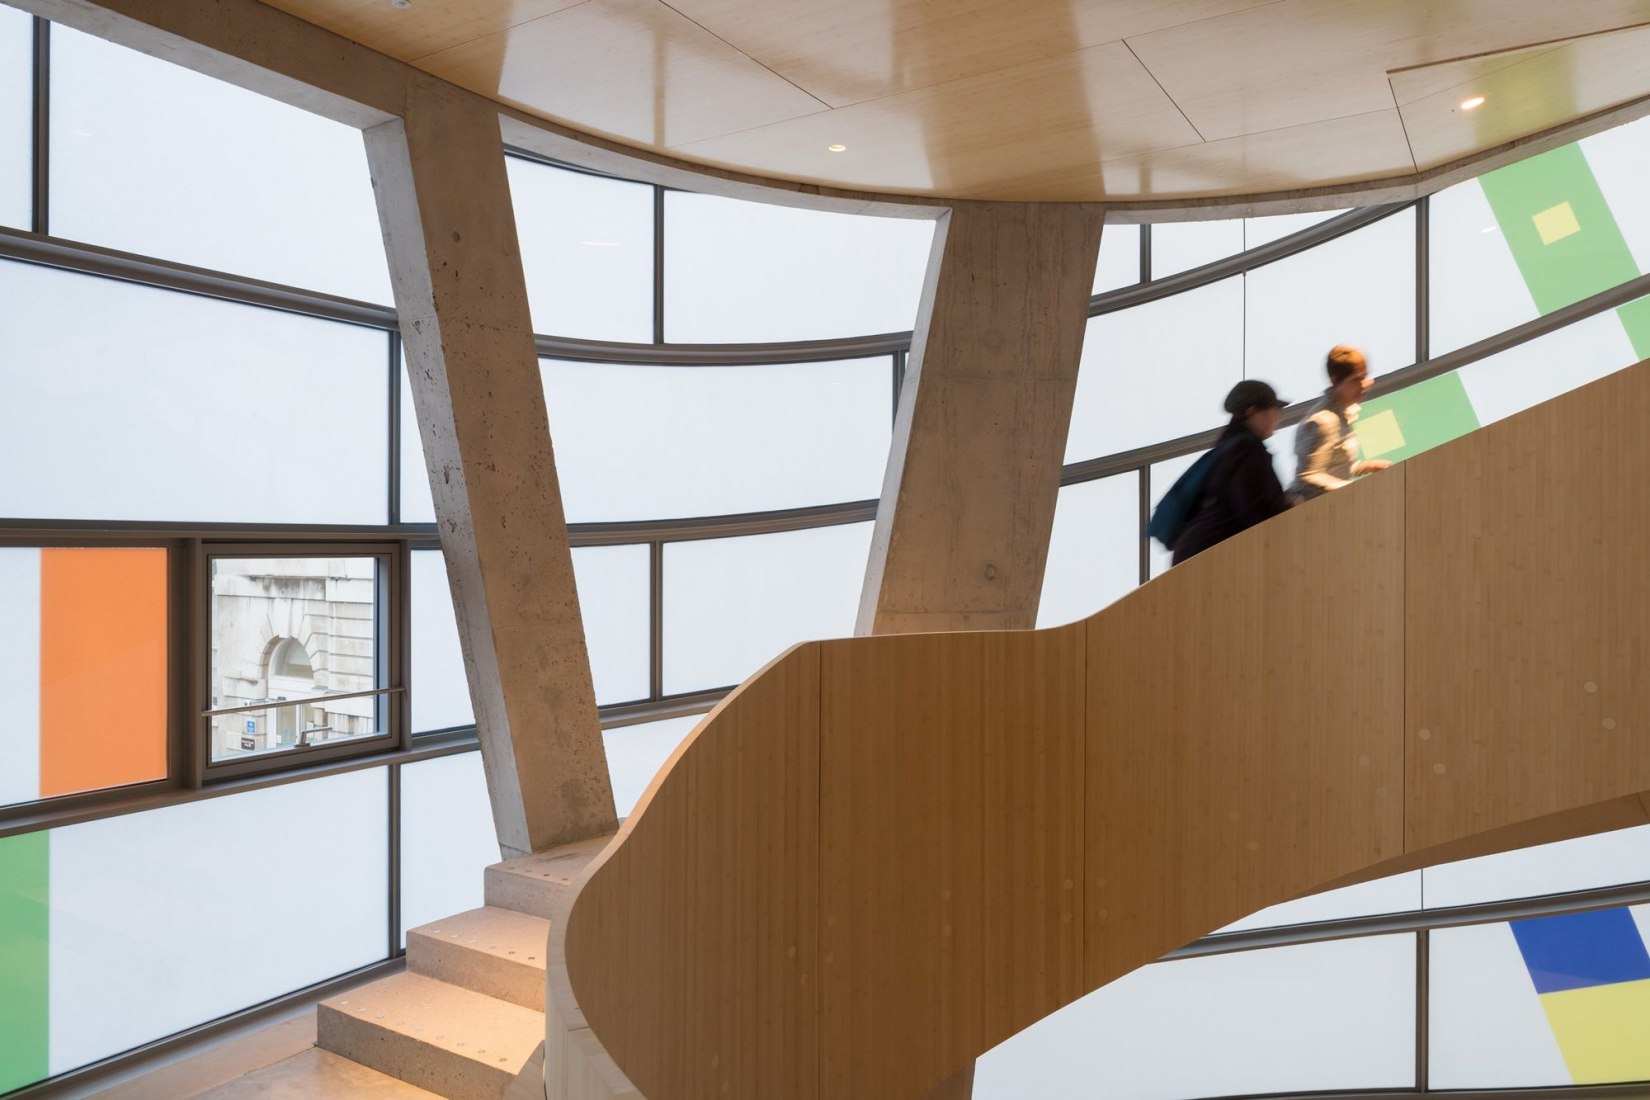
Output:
1171 379 1293 565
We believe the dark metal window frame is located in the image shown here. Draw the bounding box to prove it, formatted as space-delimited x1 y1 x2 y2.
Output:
196 540 407 783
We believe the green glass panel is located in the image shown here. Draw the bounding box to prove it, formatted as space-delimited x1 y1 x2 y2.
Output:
1357 372 1481 464
0 830 49 1093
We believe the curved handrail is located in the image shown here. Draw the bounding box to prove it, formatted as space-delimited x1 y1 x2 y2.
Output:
549 358 1650 1099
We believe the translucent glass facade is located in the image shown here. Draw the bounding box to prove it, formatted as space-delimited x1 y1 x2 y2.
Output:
2 9 1650 1097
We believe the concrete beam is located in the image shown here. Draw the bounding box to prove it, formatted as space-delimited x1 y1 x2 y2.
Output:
858 201 1105 635
366 76 615 857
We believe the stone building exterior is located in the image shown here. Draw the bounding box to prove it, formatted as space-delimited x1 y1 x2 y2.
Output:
210 557 379 760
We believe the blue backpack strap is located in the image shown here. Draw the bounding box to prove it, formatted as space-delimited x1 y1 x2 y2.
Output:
1144 435 1238 549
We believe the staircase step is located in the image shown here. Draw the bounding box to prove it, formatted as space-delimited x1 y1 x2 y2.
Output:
408 907 550 1011
317 972 543 1100
194 1047 443 1099
483 836 609 921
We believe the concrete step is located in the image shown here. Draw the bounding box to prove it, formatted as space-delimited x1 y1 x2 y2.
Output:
317 972 543 1100
194 1048 443 1099
407 906 550 1011
482 836 609 921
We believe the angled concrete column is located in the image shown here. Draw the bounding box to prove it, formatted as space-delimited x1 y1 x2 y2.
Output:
366 77 615 857
858 202 1105 635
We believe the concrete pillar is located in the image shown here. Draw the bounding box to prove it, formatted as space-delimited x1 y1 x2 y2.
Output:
365 76 615 858
858 202 1106 635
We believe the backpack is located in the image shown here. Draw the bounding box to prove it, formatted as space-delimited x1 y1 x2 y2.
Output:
1145 437 1236 550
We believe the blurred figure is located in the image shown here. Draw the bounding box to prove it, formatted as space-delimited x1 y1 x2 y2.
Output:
1290 345 1392 501
1172 380 1292 565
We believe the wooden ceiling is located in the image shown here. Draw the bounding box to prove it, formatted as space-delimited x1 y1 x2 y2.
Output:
256 0 1650 202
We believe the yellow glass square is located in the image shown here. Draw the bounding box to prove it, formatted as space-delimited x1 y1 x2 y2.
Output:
1540 979 1650 1083
1532 201 1582 245
1356 409 1406 459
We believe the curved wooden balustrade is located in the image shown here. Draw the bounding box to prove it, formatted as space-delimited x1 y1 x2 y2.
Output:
546 360 1650 1100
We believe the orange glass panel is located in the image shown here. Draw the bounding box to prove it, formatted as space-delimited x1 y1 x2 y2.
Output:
39 548 167 796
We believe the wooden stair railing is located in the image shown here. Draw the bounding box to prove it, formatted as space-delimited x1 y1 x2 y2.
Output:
546 359 1650 1100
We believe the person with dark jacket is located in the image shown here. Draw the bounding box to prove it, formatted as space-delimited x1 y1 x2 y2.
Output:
1172 380 1292 565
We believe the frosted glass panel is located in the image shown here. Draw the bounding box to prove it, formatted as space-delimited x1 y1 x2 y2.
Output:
1423 825 1650 910
410 549 473 733
400 752 497 940
662 523 871 694
1217 871 1421 933
572 544 650 706
45 771 387 1075
0 6 28 231
1150 219 1244 278
543 358 891 522
1037 474 1138 629
1093 223 1139 293
49 26 389 302
1429 178 1540 354
605 714 700 818
1066 277 1243 462
663 193 933 342
0 260 387 523
976 935 1415 1098
508 157 653 342
1429 921 1575 1088
1585 115 1650 277
1455 297 1644 426
1246 208 1415 404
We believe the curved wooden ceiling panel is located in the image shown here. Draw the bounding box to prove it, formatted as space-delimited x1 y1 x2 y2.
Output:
255 0 1650 202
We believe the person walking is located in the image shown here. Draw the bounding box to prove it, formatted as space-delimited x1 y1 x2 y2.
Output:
1171 380 1292 565
1290 344 1392 502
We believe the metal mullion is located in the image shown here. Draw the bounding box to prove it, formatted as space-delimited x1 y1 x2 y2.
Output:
1137 466 1150 585
652 184 665 344
648 540 664 701
30 16 48 236
0 228 399 330
538 330 909 366
388 331 402 526
388 762 402 956
1138 221 1151 283
891 349 905 425
1415 194 1430 367
571 500 877 548
1415 928 1430 1091
166 539 193 790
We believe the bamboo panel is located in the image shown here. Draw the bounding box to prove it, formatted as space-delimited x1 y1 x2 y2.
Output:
1086 468 1407 988
816 626 1085 1097
566 643 820 1100
1405 360 1650 854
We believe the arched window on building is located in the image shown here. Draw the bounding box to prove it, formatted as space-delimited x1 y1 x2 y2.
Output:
268 637 323 747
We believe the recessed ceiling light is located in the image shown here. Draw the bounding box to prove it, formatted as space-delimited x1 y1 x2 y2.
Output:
578 240 622 247
827 143 847 152
389 0 411 9
1460 95 1486 111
